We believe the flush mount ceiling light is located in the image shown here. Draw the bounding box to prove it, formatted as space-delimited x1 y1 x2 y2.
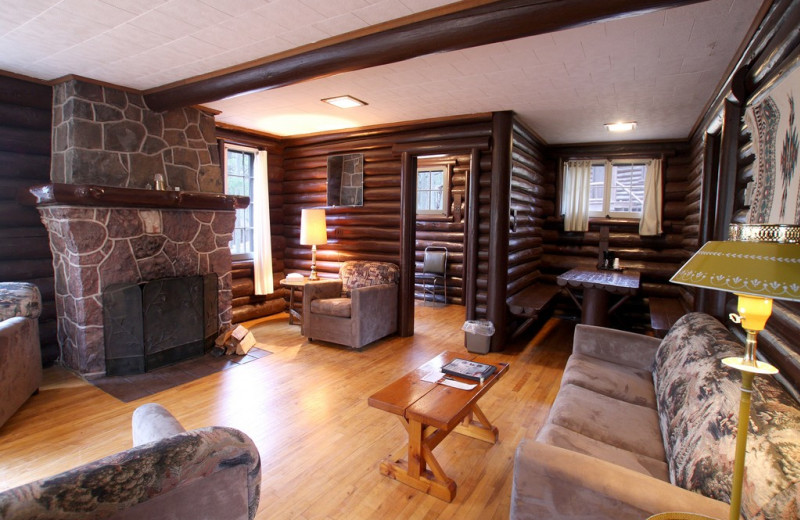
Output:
322 95 367 108
604 121 637 132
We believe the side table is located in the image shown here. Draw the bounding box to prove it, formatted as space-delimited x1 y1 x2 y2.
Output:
279 277 308 326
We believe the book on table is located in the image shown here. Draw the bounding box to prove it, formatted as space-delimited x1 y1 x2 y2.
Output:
441 358 496 381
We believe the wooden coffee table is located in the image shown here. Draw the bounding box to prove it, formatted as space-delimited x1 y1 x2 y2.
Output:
367 351 508 501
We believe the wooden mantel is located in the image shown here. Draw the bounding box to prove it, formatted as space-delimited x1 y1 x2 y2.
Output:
21 183 249 210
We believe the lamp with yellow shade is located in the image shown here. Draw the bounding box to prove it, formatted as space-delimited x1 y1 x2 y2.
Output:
668 223 800 520
300 208 328 281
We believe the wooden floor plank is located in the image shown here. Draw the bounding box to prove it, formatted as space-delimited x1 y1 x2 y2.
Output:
0 303 574 519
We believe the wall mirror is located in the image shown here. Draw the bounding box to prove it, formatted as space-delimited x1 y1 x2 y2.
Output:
327 153 363 206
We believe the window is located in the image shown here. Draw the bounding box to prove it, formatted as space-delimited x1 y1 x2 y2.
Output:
224 144 256 258
416 161 451 216
588 160 647 218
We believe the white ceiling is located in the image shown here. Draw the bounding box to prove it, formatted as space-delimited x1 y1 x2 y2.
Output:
0 0 765 143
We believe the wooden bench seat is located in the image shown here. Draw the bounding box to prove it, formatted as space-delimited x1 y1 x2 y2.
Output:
649 297 686 338
507 284 562 340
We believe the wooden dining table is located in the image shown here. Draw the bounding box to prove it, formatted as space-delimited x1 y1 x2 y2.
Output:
557 267 640 326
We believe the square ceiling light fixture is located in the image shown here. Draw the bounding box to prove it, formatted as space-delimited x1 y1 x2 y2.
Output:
322 95 367 109
604 121 637 132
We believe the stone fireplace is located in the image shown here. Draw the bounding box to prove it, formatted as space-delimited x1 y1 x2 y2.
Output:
29 184 247 377
23 77 247 377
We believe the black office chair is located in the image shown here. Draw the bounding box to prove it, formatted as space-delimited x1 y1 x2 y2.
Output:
417 246 447 306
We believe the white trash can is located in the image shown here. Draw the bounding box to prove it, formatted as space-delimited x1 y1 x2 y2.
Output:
462 320 495 354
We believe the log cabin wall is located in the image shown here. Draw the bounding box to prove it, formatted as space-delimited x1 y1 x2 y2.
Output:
215 126 288 323
0 73 58 365
280 116 493 310
540 141 692 330
490 117 551 320
685 0 800 394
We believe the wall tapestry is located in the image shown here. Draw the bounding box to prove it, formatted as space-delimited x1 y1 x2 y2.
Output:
745 61 800 225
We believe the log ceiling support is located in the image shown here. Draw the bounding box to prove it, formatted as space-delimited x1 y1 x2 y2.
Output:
704 97 743 320
465 147 481 321
487 111 513 351
398 151 417 337
144 0 708 111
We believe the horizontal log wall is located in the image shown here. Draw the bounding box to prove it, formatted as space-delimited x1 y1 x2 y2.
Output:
216 127 287 323
0 74 58 365
494 118 551 322
281 116 494 312
541 142 691 330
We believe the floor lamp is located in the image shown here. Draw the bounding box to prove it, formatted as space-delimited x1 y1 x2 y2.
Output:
300 208 327 281
670 223 800 520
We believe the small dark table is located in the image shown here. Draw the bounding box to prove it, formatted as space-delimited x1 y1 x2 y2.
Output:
557 267 640 326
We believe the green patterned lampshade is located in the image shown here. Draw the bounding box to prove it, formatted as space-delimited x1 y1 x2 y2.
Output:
670 228 800 302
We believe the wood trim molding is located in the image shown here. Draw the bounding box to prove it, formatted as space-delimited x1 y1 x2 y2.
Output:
144 0 707 111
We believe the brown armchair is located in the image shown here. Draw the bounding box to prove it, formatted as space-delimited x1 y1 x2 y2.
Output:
302 261 399 349
0 282 42 429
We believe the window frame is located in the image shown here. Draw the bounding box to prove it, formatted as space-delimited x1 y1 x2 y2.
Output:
223 142 258 261
416 160 452 218
587 159 648 219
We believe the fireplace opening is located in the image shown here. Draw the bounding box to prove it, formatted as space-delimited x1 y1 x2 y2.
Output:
103 274 218 376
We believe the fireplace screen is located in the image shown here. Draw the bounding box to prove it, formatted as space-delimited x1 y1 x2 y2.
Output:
103 275 218 376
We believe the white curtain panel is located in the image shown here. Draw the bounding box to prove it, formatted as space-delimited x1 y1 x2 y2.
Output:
562 160 592 232
639 158 663 236
253 150 274 295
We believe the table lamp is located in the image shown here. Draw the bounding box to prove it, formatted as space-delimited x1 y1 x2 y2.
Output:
669 223 800 520
300 208 327 281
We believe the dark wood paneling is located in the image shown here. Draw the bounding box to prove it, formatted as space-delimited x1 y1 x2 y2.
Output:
0 74 55 365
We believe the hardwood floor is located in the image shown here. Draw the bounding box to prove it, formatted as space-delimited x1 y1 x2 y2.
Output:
0 304 575 519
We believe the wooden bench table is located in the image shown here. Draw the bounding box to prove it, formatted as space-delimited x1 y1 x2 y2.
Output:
557 267 640 326
367 351 508 501
507 284 562 339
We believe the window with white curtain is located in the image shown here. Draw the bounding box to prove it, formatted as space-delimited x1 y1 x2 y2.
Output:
588 160 647 218
225 144 257 259
562 158 662 235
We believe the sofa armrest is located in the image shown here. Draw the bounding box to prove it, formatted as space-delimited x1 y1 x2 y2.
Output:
0 426 262 520
132 403 187 446
573 324 662 371
351 283 397 314
351 283 398 337
511 440 729 520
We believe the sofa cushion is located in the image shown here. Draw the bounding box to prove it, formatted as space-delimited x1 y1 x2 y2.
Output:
547 383 665 461
339 261 399 296
562 353 656 408
310 297 351 318
654 312 800 518
536 423 669 481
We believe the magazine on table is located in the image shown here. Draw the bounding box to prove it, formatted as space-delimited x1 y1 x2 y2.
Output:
441 358 496 381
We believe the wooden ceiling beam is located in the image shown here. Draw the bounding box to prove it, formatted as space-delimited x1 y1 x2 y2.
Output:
144 0 708 112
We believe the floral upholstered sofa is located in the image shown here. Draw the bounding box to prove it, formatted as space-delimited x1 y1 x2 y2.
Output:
511 312 800 519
